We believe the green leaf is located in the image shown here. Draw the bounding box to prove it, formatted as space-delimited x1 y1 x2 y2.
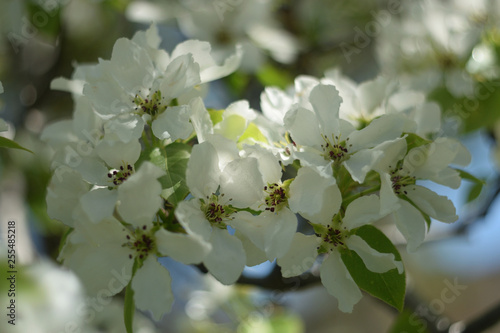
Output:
455 169 485 203
124 259 139 333
466 181 484 203
238 122 268 144
462 80 500 132
256 64 293 89
26 1 62 40
136 143 191 206
455 168 486 185
341 225 406 312
0 137 34 153
226 71 251 96
388 309 431 333
160 143 192 205
147 147 165 169
404 133 431 153
208 109 224 126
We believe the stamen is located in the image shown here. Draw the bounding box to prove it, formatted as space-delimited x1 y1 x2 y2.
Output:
390 169 416 195
200 193 234 228
263 182 288 213
108 162 134 187
321 134 350 162
133 90 166 116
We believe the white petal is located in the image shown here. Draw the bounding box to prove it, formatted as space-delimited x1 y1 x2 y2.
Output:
72 155 110 186
104 114 145 143
277 233 319 278
404 138 471 188
431 168 463 189
356 76 394 114
220 157 263 208
132 256 173 321
260 86 292 125
283 105 323 148
186 141 220 199
46 167 90 227
390 200 426 252
379 172 401 216
171 40 216 72
293 147 331 170
234 231 269 267
73 216 131 244
320 252 362 313
289 166 341 225
309 84 342 136
242 145 282 184
414 102 441 136
152 105 193 140
189 97 213 143
41 120 74 148
83 77 130 117
405 185 458 223
175 200 212 240
230 209 297 260
63 240 133 297
160 54 201 102
80 188 118 223
343 195 382 230
205 134 240 169
155 229 211 264
371 137 408 173
214 113 247 141
171 40 242 83
96 138 141 168
204 228 245 285
108 38 155 94
50 76 85 95
348 113 406 152
117 162 164 227
200 44 243 82
343 148 383 183
345 235 403 274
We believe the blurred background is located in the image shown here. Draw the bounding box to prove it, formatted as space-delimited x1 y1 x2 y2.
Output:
1 0 500 332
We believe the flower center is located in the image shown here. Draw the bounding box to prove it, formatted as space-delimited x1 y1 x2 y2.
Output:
316 224 347 254
125 225 155 260
133 90 166 116
107 163 134 186
264 182 288 213
321 134 350 162
390 168 416 195
200 194 234 228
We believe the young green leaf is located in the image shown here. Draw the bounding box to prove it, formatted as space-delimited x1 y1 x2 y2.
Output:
160 142 192 205
0 137 34 153
341 225 406 312
466 181 484 203
404 133 431 153
455 168 486 185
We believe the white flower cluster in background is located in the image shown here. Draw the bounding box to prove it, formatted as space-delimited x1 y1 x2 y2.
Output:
42 24 471 321
125 0 300 72
376 0 500 98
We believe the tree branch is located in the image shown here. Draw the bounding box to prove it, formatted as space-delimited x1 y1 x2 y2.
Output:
458 300 500 333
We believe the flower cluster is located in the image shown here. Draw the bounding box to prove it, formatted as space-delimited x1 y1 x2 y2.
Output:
376 0 500 97
43 25 471 322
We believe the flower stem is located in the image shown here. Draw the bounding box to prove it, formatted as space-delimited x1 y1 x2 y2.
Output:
342 185 381 207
